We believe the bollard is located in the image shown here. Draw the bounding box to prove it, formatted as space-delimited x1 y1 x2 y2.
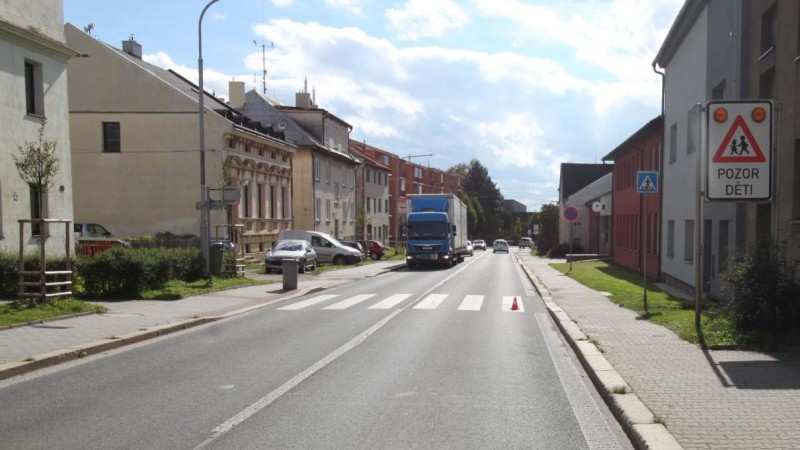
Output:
282 259 298 290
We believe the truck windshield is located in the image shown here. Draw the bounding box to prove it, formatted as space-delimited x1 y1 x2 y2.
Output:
407 222 448 240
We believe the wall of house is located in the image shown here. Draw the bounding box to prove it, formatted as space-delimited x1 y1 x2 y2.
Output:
364 166 390 242
661 6 709 292
292 149 315 231
0 3 74 256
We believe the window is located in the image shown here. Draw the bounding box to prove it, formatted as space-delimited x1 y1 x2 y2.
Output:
414 167 423 179
377 198 382 213
759 67 775 99
669 123 677 164
385 199 389 213
794 140 800 219
684 220 694 262
719 220 729 273
760 3 777 56
29 185 47 236
366 169 371 183
326 199 331 222
257 184 264 218
315 198 321 222
314 158 320 182
102 122 121 153
0 182 3 238
667 220 674 258
24 61 44 116
325 160 330 184
711 79 726 100
400 179 406 192
367 197 371 213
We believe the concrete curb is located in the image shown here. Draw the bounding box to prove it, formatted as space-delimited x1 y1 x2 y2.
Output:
516 255 683 450
0 286 326 381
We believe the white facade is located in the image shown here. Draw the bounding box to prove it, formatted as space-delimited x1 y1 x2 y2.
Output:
0 0 76 255
657 1 744 295
562 173 612 252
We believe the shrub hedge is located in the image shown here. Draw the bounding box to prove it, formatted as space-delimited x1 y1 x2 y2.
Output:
0 247 203 300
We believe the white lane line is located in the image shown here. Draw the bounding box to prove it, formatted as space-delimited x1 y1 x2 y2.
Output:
194 307 405 449
276 294 338 310
458 295 484 311
413 294 448 309
323 294 376 310
502 295 525 312
369 294 413 309
534 313 622 449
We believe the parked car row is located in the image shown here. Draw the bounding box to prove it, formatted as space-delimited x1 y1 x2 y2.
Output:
265 230 390 273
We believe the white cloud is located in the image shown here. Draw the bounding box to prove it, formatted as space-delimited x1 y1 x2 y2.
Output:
386 0 470 40
324 0 364 15
270 0 293 7
210 11 227 21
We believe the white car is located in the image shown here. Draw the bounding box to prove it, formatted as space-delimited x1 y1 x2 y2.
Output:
493 239 509 253
465 240 474 256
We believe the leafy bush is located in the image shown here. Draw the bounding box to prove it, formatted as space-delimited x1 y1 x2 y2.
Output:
0 252 74 298
547 242 585 258
77 247 203 298
719 240 800 333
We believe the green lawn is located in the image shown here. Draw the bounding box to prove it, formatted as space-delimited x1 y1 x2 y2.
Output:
138 275 268 300
550 261 739 347
0 298 106 327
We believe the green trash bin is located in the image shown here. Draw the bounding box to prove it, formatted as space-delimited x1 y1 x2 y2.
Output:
209 242 225 276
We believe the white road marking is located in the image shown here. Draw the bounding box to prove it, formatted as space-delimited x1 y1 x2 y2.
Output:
323 294 376 310
277 294 338 310
413 294 448 309
369 293 413 309
458 295 484 311
502 295 524 312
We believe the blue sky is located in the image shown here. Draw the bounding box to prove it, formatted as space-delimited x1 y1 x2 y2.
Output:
64 0 684 211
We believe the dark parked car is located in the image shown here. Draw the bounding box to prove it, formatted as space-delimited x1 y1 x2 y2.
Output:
265 239 317 273
340 241 366 260
358 240 386 260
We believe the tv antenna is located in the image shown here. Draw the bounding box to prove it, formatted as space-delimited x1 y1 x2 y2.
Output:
253 40 274 95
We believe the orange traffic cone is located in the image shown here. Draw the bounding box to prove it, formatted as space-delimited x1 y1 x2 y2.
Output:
511 296 519 311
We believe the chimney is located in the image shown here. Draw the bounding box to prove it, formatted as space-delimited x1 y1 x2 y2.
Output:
295 76 315 109
228 81 245 109
122 35 142 59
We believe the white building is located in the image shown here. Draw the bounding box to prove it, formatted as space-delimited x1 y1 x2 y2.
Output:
0 1 77 255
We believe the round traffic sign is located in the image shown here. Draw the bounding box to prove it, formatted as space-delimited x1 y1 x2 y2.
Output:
564 206 579 222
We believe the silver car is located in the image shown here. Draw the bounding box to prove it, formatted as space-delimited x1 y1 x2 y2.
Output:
265 239 317 273
492 239 509 253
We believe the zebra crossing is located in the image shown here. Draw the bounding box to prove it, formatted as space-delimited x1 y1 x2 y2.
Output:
277 293 526 312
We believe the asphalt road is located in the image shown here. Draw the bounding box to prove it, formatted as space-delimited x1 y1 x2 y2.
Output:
0 250 633 449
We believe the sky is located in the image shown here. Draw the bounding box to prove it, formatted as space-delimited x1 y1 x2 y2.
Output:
63 0 684 211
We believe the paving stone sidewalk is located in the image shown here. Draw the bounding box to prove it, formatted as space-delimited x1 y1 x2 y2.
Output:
518 253 800 450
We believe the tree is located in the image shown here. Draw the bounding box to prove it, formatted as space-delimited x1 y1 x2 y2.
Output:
14 120 59 235
537 203 559 255
462 159 503 238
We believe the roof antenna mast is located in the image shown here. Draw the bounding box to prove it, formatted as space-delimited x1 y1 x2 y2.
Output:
253 39 274 95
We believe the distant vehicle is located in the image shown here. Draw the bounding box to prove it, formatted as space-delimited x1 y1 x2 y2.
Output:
74 223 113 238
265 239 317 273
340 241 366 259
519 237 533 249
405 194 469 269
277 230 362 264
358 240 386 260
465 240 474 256
472 239 487 251
493 239 509 253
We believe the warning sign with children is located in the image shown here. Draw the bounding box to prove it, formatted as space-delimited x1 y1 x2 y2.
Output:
706 100 772 201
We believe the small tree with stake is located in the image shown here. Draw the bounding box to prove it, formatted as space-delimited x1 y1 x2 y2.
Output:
13 120 61 304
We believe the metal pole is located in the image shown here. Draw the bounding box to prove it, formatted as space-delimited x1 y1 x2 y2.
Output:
569 223 573 272
694 103 704 332
198 0 222 279
643 194 649 313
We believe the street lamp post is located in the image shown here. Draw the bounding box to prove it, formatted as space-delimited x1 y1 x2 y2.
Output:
198 0 223 279
394 154 432 253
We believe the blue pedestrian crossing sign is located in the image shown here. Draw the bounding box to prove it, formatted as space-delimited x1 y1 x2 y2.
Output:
637 171 659 194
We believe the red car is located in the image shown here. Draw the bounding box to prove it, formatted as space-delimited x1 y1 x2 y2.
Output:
359 240 386 260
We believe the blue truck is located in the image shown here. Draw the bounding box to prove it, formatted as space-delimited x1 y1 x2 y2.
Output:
405 194 469 269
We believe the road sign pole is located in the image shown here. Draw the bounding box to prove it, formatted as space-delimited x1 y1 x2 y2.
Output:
643 196 648 314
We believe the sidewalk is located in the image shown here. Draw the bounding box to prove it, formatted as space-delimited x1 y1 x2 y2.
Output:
517 252 800 450
0 261 404 380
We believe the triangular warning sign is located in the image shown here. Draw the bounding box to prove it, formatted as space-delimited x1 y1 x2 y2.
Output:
639 175 656 192
712 115 766 163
